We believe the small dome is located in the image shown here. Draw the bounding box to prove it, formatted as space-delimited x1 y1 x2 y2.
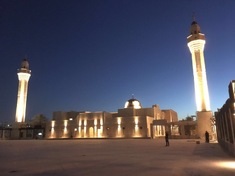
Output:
124 98 142 109
190 20 201 35
21 59 29 70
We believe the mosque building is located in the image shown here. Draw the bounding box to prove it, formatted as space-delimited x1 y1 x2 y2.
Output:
46 98 178 139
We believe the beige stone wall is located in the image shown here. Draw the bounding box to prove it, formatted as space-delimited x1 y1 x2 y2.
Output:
76 112 110 138
47 111 80 138
197 111 213 139
162 109 178 122
46 105 178 139
104 115 149 138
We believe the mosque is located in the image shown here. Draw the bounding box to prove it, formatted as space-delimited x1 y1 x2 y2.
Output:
46 98 178 139
0 19 218 140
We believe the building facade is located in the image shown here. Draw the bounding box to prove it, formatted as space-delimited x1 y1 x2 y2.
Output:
46 98 178 139
215 81 235 156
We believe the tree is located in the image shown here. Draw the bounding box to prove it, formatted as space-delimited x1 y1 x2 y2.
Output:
31 114 48 127
186 116 194 121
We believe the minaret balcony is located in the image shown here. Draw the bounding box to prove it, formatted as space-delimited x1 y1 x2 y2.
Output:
187 40 205 53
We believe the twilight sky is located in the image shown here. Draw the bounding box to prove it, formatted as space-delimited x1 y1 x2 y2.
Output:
0 0 235 122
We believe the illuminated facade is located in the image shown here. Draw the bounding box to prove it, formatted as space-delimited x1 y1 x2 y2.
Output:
46 98 178 139
187 20 213 138
215 81 235 156
15 59 31 122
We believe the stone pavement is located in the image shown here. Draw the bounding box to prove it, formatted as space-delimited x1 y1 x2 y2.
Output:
0 139 234 176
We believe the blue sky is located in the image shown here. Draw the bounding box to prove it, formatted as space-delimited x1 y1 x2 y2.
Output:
0 0 235 122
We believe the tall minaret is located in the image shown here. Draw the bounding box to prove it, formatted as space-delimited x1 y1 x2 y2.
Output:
15 58 31 122
187 20 212 139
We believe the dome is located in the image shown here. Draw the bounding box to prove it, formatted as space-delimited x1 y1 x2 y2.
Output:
21 59 29 70
190 20 201 35
124 98 142 109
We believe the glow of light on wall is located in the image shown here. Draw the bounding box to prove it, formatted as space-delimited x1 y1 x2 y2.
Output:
133 126 141 137
135 124 139 130
69 118 73 121
63 120 68 136
51 121 55 128
117 118 121 125
116 125 122 137
74 128 77 131
64 120 68 127
79 119 82 126
133 117 140 137
50 121 55 138
116 117 122 137
98 125 103 138
134 117 139 125
118 125 121 130
94 119 97 138
51 127 54 132
94 126 97 137
84 127 87 137
94 119 97 126
100 118 103 125
153 125 157 137
84 119 87 127
98 129 101 137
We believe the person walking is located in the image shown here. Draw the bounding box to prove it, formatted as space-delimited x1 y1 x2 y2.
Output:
205 131 209 143
165 132 169 146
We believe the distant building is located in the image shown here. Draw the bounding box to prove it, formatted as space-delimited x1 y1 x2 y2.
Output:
215 81 235 156
46 98 178 139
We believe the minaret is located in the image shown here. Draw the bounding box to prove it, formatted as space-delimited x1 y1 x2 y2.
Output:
15 58 31 122
187 20 212 139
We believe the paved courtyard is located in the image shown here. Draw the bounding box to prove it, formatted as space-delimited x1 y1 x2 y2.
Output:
0 139 234 176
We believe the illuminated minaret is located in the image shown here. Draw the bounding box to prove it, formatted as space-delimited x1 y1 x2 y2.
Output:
187 20 210 111
187 19 212 138
15 59 31 122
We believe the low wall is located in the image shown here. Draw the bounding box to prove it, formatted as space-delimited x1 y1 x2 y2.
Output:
218 139 235 157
